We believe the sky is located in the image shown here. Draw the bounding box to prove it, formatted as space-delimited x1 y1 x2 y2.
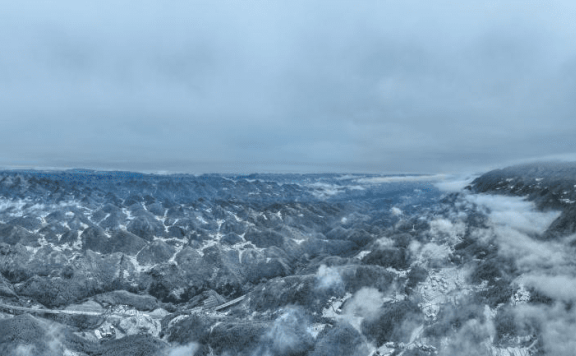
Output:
1 0 575 174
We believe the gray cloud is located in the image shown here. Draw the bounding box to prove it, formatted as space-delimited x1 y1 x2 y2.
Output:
1 0 576 173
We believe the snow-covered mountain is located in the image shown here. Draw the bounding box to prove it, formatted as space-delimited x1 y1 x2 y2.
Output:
0 165 573 356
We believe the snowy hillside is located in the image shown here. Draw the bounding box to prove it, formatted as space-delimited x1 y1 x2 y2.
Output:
0 165 573 355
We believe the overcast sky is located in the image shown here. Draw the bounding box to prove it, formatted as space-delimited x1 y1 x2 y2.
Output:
1 1 575 174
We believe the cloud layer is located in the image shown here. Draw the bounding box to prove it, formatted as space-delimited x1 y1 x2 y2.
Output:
1 1 576 173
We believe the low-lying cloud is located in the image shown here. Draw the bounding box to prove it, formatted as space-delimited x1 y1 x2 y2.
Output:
457 191 576 355
316 264 344 291
168 343 199 356
465 194 561 235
